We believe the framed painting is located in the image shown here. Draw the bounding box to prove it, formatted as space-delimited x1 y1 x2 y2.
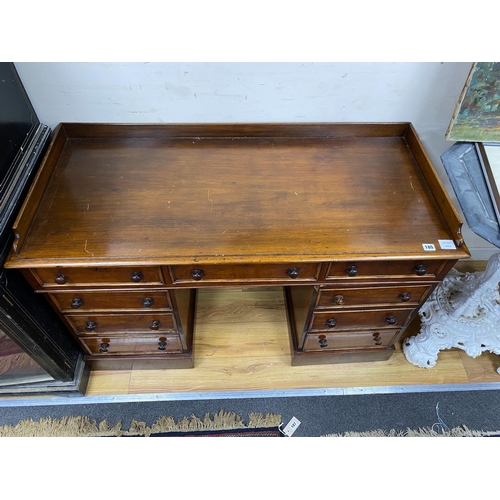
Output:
446 62 500 143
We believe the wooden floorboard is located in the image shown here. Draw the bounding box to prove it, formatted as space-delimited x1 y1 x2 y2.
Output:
85 261 500 397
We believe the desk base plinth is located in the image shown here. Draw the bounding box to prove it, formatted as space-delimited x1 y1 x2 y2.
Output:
290 346 395 367
85 353 194 371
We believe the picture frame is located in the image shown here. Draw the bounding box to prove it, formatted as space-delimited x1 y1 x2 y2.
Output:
446 62 500 143
477 142 500 228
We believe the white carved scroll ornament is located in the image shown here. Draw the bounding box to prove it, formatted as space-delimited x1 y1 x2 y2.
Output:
403 253 500 373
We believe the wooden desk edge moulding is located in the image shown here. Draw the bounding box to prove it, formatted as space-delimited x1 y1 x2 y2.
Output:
4 122 471 369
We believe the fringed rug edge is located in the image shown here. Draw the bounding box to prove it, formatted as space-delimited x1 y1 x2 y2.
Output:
321 425 500 437
0 411 282 437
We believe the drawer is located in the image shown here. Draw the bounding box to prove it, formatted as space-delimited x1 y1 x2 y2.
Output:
80 334 183 355
316 285 433 309
30 266 164 288
310 308 414 332
66 313 176 335
50 291 172 313
167 263 319 284
302 330 399 351
324 260 447 281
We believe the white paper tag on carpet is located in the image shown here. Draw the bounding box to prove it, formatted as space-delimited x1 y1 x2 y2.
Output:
282 416 301 436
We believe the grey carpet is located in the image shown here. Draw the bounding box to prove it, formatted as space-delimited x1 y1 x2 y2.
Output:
2 389 500 436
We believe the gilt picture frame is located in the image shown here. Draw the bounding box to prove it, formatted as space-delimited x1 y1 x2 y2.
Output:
446 62 500 143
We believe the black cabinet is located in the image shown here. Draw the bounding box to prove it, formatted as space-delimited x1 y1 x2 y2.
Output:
0 63 89 395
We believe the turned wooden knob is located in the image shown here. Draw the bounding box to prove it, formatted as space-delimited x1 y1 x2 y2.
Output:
131 271 143 282
319 336 328 348
191 269 204 280
373 333 383 345
333 294 344 305
413 264 427 276
100 342 110 353
286 267 299 279
71 297 83 309
386 315 396 325
150 320 161 330
346 265 358 277
399 292 411 302
142 297 154 308
326 318 337 328
158 340 167 351
55 273 66 284
85 321 97 332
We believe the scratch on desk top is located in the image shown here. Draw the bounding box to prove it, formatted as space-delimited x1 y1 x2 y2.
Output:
84 239 94 257
208 189 213 212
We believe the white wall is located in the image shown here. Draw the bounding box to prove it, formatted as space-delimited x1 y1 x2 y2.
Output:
14 62 497 260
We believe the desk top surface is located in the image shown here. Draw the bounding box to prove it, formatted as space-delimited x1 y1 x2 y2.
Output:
7 123 470 267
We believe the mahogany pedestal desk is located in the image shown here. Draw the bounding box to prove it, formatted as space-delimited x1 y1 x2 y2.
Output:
4 123 471 370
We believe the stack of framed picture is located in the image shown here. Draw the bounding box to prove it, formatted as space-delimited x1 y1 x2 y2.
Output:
445 62 500 244
478 143 500 229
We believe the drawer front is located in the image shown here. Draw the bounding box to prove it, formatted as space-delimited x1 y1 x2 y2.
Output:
303 330 399 351
316 285 433 309
168 263 319 284
310 308 414 332
31 266 164 288
66 313 176 335
80 334 183 355
50 291 172 313
324 260 446 281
